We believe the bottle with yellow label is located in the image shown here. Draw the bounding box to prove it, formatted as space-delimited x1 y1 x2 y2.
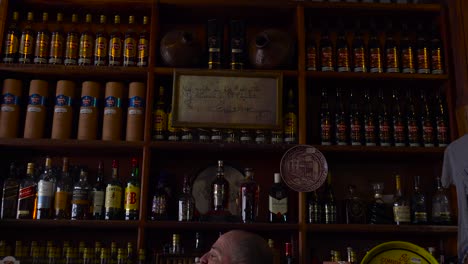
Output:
109 15 123 66
34 12 50 64
64 14 79 65
124 158 140 220
48 13 64 64
78 14 94 66
18 12 35 64
123 15 137 67
153 86 167 140
283 87 297 144
167 103 180 141
94 15 108 66
137 16 149 67
105 160 123 220
2 11 20 63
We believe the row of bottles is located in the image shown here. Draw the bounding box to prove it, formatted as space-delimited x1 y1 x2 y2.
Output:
3 11 149 67
306 19 444 74
319 87 449 147
0 157 141 221
152 86 298 144
307 172 452 225
0 79 146 141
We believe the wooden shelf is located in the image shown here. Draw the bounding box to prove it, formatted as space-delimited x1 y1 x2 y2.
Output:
154 67 298 77
145 221 299 231
9 0 153 8
301 2 441 13
150 141 294 154
306 223 458 235
306 71 449 81
0 219 140 229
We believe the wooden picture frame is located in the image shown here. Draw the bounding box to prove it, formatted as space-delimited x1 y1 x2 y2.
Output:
171 69 283 129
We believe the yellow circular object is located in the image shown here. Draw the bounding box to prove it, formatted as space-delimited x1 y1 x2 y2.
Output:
361 241 438 264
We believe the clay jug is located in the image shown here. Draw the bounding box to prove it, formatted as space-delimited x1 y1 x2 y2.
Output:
249 29 294 69
160 30 202 67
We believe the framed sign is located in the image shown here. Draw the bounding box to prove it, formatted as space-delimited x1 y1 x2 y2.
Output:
171 69 283 129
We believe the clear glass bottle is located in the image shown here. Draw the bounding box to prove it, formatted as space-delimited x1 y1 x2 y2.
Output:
2 11 20 63
125 158 141 220
33 12 50 64
411 175 428 224
64 14 79 65
432 176 452 225
211 160 229 212
344 184 366 224
37 157 57 219
239 168 260 223
94 15 108 66
320 87 332 146
105 160 123 220
308 190 322 224
178 174 195 221
91 160 105 220
54 157 73 219
269 173 288 223
71 169 91 220
323 172 337 224
151 178 169 221
109 15 123 66
78 14 94 66
393 173 410 225
48 12 64 64
368 182 391 224
1 162 19 219
18 12 35 64
123 15 138 67
137 16 149 67
17 162 37 219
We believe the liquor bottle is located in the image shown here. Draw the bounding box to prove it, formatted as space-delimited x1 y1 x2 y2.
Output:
110 242 118 264
352 20 367 73
34 12 50 64
308 190 322 224
377 89 392 147
211 160 229 212
335 88 348 145
239 129 253 144
420 90 435 147
283 87 297 144
344 184 366 224
78 14 94 66
392 173 410 225
239 168 259 223
284 242 293 264
170 234 181 254
178 174 195 221
392 89 406 147
18 12 35 64
36 157 56 219
48 13 64 64
91 160 105 220
64 14 79 65
230 19 245 70
269 173 288 223
207 19 223 69
405 89 421 147
268 239 281 264
71 169 91 220
411 175 428 224
432 176 452 225
306 20 317 71
137 16 149 67
416 22 430 74
319 23 334 72
2 11 20 63
105 160 123 220
400 23 415 74
384 20 400 73
109 15 123 66
54 157 73 219
151 178 169 220
368 20 383 73
320 87 332 145
349 89 363 146
323 172 337 224
94 15 108 66
17 162 37 219
125 158 141 220
434 90 450 147
430 22 444 74
153 86 167 140
167 104 180 141
362 89 377 146
1 162 19 219
336 21 350 72
254 129 266 144
123 15 138 67
137 249 145 264
368 182 392 224
347 247 357 264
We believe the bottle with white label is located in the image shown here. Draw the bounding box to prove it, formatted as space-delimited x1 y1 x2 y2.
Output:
51 80 75 139
392 173 410 225
36 157 56 219
269 173 288 223
24 80 48 139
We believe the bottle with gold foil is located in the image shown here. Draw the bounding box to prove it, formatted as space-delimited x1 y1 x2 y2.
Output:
124 158 141 220
207 19 223 69
124 15 138 67
17 162 37 219
48 13 64 64
352 20 367 73
105 160 123 220
94 15 108 66
384 20 400 73
18 12 35 64
137 16 149 67
283 87 297 144
0 79 22 138
54 157 73 219
78 14 94 66
430 22 444 74
336 21 350 73
153 86 167 140
392 173 410 225
109 15 123 66
229 19 245 70
400 22 415 74
2 11 20 63
167 103 180 141
34 12 50 64
319 22 334 72
416 22 430 74
64 14 79 65
368 20 383 73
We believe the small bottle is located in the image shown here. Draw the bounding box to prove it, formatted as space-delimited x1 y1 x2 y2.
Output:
283 87 297 144
344 185 366 224
269 173 288 223
284 243 293 264
137 16 149 67
171 234 181 254
64 14 79 65
224 129 238 143
320 88 332 145
308 190 322 224
336 21 350 73
384 20 400 73
2 11 20 63
368 20 383 73
239 168 260 223
392 173 410 225
420 90 435 147
335 88 348 145
432 176 452 225
198 128 211 143
392 89 406 147
137 249 145 264
181 128 194 142
151 178 169 220
211 160 230 212
430 22 444 74
411 175 428 224
125 158 141 220
167 104 180 141
363 89 377 146
210 129 223 143
94 15 109 66
405 90 421 147
105 160 123 220
123 15 138 67
54 157 73 219
71 169 91 220
127 242 134 264
18 12 35 64
434 90 450 147
377 89 392 147
100 247 109 264
349 89 363 146
306 19 317 71
109 15 123 66
17 162 37 219
323 172 337 224
48 12 65 64
319 22 334 72
153 86 167 141
400 23 415 74
36 157 57 220
347 247 357 264
416 22 430 74
1 162 19 219
229 19 245 70
271 130 284 144
352 20 367 73
78 14 94 66
239 129 253 144
178 174 195 221
254 129 266 144
207 19 223 69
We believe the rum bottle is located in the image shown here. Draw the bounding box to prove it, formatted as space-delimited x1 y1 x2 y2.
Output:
36 157 56 219
320 87 332 145
229 19 245 70
207 19 223 69
91 160 105 220
430 22 444 74
420 90 435 147
416 22 430 74
34 12 50 64
71 169 91 220
211 160 229 213
137 16 149 67
54 157 73 219
336 22 350 72
363 89 377 146
178 174 195 221
319 24 334 72
392 173 410 225
283 87 297 144
411 175 428 224
48 12 64 64
94 15 108 66
78 14 94 66
167 104 180 141
123 15 138 67
1 162 19 219
352 20 367 73
405 89 421 147
434 90 450 147
239 168 260 223
124 158 141 220
105 160 123 220
349 89 363 146
432 176 452 225
109 15 123 66
64 14 79 65
400 23 415 74
2 11 20 63
269 173 288 223
308 190 322 224
151 178 169 220
18 12 35 64
377 89 392 147
17 162 37 219
368 20 383 73
323 172 337 224
384 21 400 73
344 184 366 224
153 86 167 140
306 21 317 71
392 89 406 147
335 88 348 145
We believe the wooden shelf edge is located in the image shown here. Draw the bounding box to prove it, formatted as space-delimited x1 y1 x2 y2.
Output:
144 221 299 231
315 145 446 155
0 138 145 150
154 67 298 77
306 71 449 81
0 219 140 229
301 2 441 13
306 223 457 234
149 141 294 153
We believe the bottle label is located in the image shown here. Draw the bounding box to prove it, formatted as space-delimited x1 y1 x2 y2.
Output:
353 47 366 72
350 119 362 145
29 94 46 106
49 33 64 59
81 96 97 107
213 184 226 208
37 180 54 209
417 48 429 72
55 94 72 106
394 121 405 146
321 47 334 71
393 205 410 223
19 185 35 199
2 93 19 106
124 36 137 58
109 36 122 64
365 120 376 145
105 185 122 209
34 32 50 59
105 96 121 108
3 184 19 200
72 189 90 205
4 33 18 55
137 38 149 66
92 190 105 215
269 196 287 214
379 120 391 146
124 185 140 211
308 202 321 223
152 195 167 215
401 48 415 73
154 109 167 132
95 36 108 58
414 212 427 222
370 48 382 72
422 120 434 146
19 33 34 56
306 46 317 71
431 48 443 73
386 47 399 72
335 116 347 145
54 191 69 210
129 96 144 108
436 120 448 146
283 112 297 134
407 120 420 146
65 34 79 62
325 204 337 224
337 47 350 72
79 34 93 60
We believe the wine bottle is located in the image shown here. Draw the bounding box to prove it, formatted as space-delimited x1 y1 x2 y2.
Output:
392 173 410 225
269 173 288 223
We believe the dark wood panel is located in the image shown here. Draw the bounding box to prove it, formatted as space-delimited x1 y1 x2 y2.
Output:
306 71 448 81
145 221 298 231
306 223 457 234
0 219 140 229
